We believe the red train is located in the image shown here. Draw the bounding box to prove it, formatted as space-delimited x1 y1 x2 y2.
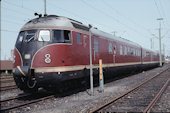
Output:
13 15 163 92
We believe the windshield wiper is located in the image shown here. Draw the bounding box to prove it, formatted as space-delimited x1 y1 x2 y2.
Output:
41 36 44 41
27 35 34 42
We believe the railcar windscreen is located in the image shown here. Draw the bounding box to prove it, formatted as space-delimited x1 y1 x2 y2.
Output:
38 30 50 41
25 30 37 42
17 31 25 43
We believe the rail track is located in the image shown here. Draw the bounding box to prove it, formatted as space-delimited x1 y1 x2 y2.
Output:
0 74 17 91
0 91 55 112
90 67 170 113
0 74 13 79
0 85 18 91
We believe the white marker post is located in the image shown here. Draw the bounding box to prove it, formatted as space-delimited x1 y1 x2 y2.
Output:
99 59 104 92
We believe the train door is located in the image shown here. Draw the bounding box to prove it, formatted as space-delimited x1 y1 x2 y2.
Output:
113 43 117 63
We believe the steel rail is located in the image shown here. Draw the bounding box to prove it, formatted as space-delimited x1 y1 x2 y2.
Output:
0 76 13 80
143 77 170 113
90 67 169 113
0 94 54 112
0 85 17 91
1 79 14 83
0 93 30 103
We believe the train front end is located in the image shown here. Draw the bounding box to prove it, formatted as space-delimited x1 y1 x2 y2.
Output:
13 29 40 92
13 15 73 92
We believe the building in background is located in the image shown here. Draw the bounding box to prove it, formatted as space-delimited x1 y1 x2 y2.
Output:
0 60 13 74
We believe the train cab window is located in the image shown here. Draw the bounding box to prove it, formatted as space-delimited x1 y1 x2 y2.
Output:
94 38 98 52
109 42 112 54
53 30 64 42
38 30 50 41
64 30 71 42
53 30 71 43
77 33 81 44
17 31 25 42
120 45 123 55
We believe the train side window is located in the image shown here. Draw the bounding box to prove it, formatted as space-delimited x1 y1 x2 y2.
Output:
124 46 127 55
134 49 136 56
77 33 81 44
120 45 123 55
131 48 133 55
53 30 64 42
128 47 130 55
109 42 112 54
94 38 98 52
138 50 140 56
38 30 50 41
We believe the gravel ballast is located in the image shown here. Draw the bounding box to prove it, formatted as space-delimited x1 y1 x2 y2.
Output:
3 64 170 113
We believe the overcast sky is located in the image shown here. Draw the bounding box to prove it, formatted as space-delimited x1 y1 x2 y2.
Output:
1 0 170 60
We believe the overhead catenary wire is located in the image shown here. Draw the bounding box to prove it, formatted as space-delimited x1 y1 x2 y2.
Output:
101 0 155 37
81 0 151 39
158 0 170 28
1 29 18 33
153 0 167 30
2 6 33 17
3 0 39 13
2 19 24 25
154 0 162 17
47 1 117 31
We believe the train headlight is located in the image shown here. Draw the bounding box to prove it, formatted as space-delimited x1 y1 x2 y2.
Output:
25 54 31 59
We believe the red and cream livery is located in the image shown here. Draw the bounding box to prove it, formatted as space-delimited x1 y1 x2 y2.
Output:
13 15 162 92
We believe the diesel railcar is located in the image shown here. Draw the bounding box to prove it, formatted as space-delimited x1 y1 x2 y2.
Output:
13 15 162 92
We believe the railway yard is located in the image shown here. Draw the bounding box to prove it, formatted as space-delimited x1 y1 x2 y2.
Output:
0 63 169 113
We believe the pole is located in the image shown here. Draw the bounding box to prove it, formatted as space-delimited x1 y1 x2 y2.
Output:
89 24 93 95
159 27 162 66
163 44 165 60
44 0 47 15
150 38 152 61
150 38 152 49
112 31 117 36
0 0 1 60
157 18 163 67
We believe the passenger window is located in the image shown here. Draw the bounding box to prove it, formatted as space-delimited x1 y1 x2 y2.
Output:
77 33 81 44
120 45 123 55
109 42 112 54
94 38 98 52
124 46 127 55
134 49 136 56
128 47 130 55
38 30 50 41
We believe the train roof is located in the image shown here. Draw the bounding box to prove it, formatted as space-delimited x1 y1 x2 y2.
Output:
91 28 141 48
21 15 141 48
